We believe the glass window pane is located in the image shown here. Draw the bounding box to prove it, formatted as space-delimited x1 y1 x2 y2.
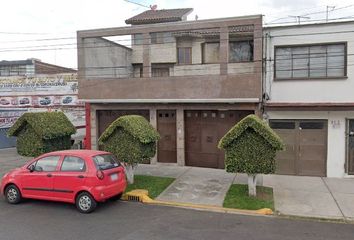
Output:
300 121 324 129
309 46 327 77
229 41 253 62
327 44 345 77
269 121 296 129
92 154 120 170
133 34 143 45
34 156 60 172
292 47 309 78
178 47 191 64
275 48 292 78
61 156 86 172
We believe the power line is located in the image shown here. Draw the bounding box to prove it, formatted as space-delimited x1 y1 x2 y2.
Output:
1 26 354 53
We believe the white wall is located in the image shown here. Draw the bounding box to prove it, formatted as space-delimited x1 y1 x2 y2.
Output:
264 22 354 103
267 110 354 178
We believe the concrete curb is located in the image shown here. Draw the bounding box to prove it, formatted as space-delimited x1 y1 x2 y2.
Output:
123 189 273 217
274 212 354 225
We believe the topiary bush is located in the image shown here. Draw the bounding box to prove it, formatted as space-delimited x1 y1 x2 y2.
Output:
98 115 160 183
8 112 76 157
218 114 284 196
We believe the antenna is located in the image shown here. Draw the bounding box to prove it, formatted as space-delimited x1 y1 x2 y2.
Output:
288 15 311 24
124 0 150 9
326 6 336 22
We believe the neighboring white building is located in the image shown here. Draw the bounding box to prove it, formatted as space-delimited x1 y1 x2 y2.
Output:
264 21 354 178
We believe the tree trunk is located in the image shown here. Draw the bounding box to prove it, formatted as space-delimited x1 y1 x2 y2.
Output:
124 164 136 184
247 174 257 197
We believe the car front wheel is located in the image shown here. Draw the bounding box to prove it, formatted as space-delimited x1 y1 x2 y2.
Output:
5 185 22 204
76 192 97 213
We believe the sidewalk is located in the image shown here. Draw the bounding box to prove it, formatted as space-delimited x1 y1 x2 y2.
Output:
1 148 354 221
136 164 354 221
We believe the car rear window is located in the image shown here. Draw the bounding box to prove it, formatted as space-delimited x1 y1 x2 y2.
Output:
92 154 120 170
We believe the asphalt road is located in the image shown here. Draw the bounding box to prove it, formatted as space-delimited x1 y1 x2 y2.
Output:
0 198 353 240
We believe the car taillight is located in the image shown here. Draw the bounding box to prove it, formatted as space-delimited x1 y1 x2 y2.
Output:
96 170 104 180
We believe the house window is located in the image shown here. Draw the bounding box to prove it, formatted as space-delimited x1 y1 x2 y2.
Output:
202 42 220 63
133 33 143 45
275 43 346 79
178 47 192 64
229 41 253 62
150 32 173 44
0 65 27 76
152 67 169 77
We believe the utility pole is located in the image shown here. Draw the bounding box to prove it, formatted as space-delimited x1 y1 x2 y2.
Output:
326 6 335 22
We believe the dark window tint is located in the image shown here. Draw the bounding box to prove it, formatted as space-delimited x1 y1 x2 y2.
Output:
269 121 296 129
93 154 120 170
229 41 253 62
300 122 325 129
61 156 86 172
32 156 60 172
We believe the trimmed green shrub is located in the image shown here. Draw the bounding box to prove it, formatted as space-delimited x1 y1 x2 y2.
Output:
218 114 284 196
8 112 76 157
98 115 160 165
218 114 284 175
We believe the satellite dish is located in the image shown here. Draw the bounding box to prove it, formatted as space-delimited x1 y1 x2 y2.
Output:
150 4 157 10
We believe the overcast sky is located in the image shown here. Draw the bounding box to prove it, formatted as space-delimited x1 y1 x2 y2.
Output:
0 0 353 69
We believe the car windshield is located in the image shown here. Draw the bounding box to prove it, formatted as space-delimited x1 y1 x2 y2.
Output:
92 154 120 170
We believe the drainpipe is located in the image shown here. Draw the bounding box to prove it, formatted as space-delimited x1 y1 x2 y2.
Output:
85 102 91 149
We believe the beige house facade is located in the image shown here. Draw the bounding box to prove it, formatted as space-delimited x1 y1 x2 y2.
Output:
78 9 263 168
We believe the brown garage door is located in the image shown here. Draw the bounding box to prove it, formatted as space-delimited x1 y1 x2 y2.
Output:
185 110 253 169
97 110 150 163
97 110 150 137
270 120 327 177
157 110 177 163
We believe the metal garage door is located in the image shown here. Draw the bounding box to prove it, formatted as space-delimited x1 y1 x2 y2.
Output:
0 128 16 149
185 110 252 169
157 110 177 163
270 120 327 177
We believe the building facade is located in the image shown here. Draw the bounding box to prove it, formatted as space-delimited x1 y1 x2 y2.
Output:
78 9 263 168
0 59 85 149
264 21 354 177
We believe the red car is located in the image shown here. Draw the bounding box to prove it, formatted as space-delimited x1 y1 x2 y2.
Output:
1 150 127 213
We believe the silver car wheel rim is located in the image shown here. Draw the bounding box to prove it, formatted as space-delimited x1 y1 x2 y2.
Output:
7 188 17 202
79 195 91 211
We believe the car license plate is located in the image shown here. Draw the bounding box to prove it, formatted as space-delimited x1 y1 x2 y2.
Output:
110 173 118 181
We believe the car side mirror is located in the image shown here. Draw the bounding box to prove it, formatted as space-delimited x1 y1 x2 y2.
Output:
29 165 35 172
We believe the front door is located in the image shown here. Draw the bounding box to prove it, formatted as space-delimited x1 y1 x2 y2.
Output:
157 110 177 163
347 120 354 174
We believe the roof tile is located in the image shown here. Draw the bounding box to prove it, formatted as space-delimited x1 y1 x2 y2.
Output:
125 8 193 25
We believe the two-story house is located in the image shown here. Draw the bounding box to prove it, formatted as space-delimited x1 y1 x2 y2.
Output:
264 21 354 178
78 9 263 168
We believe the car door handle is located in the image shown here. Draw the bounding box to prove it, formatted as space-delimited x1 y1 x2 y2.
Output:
77 175 84 178
47 173 52 177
